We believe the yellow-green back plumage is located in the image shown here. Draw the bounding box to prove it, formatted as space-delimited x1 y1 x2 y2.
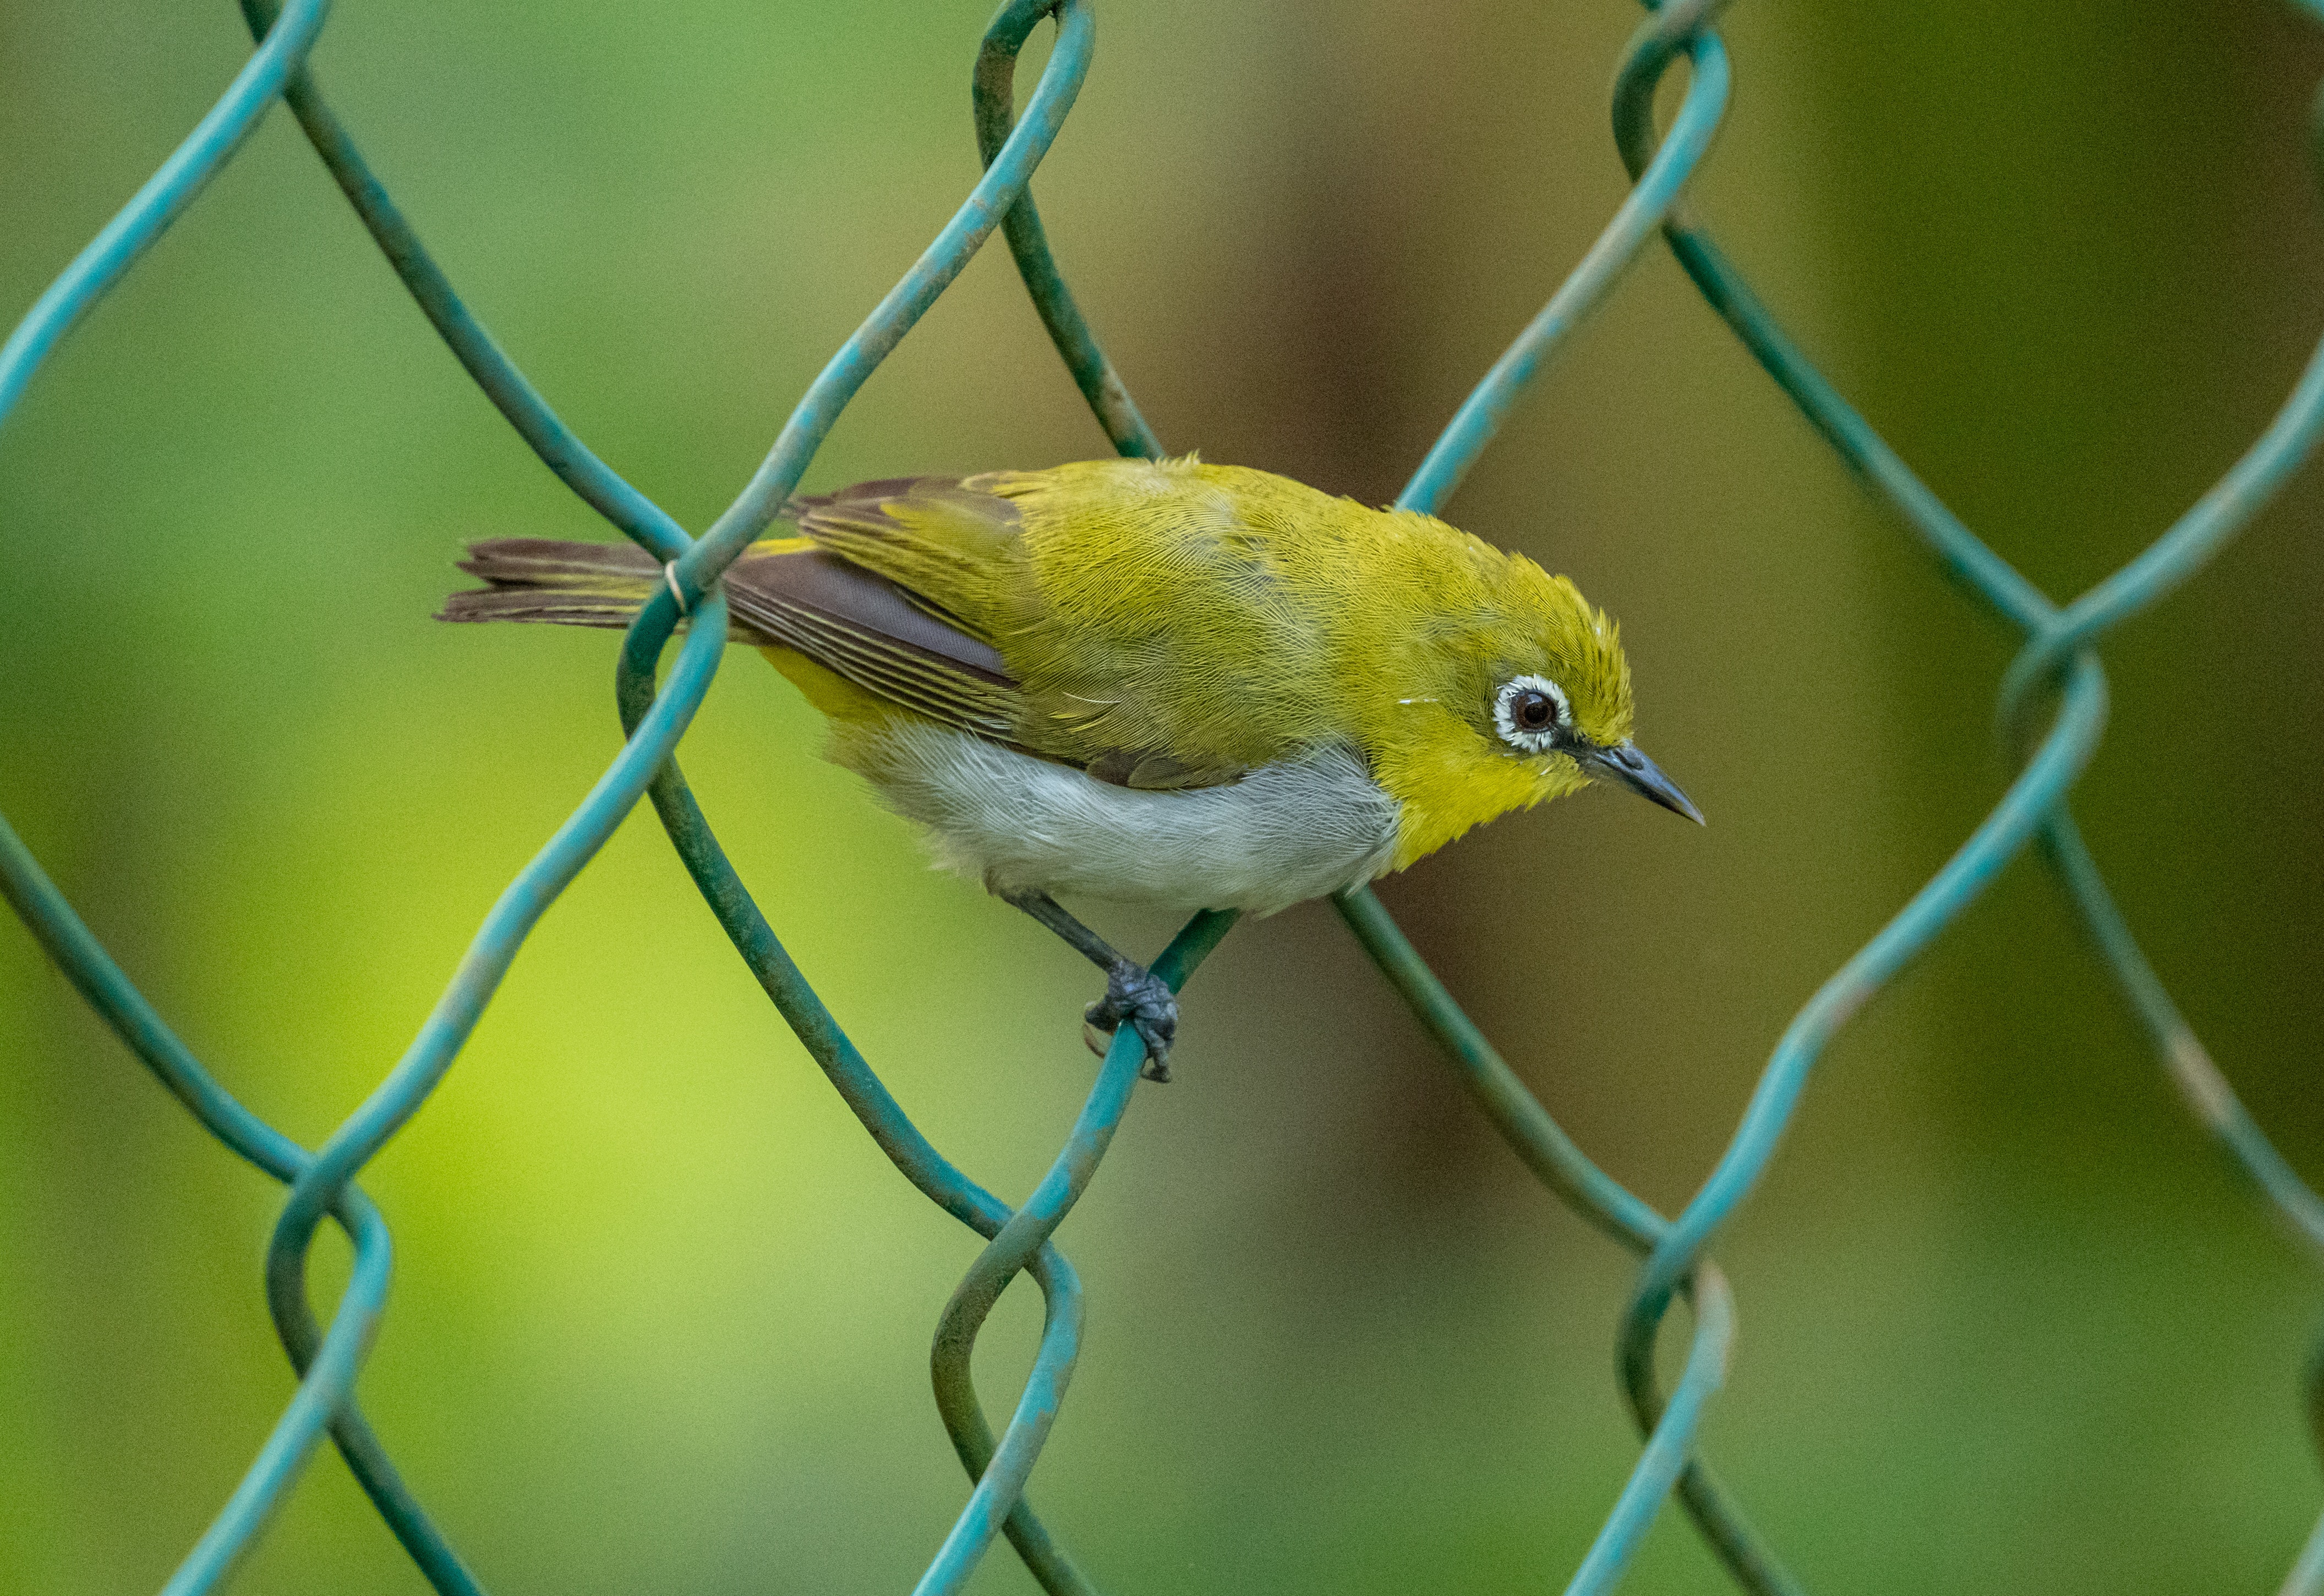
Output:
789 456 1634 867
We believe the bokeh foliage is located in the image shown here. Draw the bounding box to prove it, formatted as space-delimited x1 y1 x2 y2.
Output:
3 1 2322 1592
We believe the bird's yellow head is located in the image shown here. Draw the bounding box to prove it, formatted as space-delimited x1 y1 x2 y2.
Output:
1349 524 1701 869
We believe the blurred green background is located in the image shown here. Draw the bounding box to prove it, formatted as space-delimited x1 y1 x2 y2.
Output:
5 1 2324 1591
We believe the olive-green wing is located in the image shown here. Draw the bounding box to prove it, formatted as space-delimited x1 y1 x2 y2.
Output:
791 471 1257 789
786 474 1034 639
723 536 1021 742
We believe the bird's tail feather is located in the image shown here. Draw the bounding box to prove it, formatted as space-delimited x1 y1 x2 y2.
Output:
438 538 677 631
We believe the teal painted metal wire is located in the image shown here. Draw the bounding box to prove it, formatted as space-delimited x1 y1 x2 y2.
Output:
2 1 2322 1594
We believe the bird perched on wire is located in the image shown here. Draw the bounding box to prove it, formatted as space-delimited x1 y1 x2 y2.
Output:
439 456 1699 1079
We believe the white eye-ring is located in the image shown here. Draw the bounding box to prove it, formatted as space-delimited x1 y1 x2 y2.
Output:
1492 674 1570 753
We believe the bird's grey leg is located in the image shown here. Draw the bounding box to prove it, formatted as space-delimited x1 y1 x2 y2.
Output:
1000 890 1178 1082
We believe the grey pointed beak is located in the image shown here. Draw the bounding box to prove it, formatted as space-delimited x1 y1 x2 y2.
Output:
1588 740 1704 825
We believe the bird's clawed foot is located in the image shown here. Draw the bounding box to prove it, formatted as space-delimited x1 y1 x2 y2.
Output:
1081 958 1178 1082
1000 890 1180 1081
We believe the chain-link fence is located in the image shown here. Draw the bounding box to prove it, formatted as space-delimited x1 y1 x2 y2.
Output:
4 1 2323 1593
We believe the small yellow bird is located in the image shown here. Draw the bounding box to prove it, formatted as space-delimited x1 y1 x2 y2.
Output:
440 456 1699 1076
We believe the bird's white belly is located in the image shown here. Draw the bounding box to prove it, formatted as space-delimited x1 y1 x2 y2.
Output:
832 719 1400 915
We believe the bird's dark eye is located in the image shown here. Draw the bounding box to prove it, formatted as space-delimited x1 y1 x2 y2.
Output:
1492 673 1571 752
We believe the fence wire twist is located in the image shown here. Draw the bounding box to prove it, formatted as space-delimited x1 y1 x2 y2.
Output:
2 1 2322 1593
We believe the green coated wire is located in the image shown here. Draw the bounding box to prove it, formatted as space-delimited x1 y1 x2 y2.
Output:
0 0 333 427
974 1 1163 460
0 818 482 1596
1604 1 2324 1586
250 0 1159 1584
614 647 1123 1596
1366 7 1811 1589
918 915 1238 1596
236 0 691 561
670 0 1100 594
1403 0 1732 511
1332 887 1801 1596
596 7 1217 1587
969 4 1801 1589
4 0 2323 1592
0 3 492 1590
